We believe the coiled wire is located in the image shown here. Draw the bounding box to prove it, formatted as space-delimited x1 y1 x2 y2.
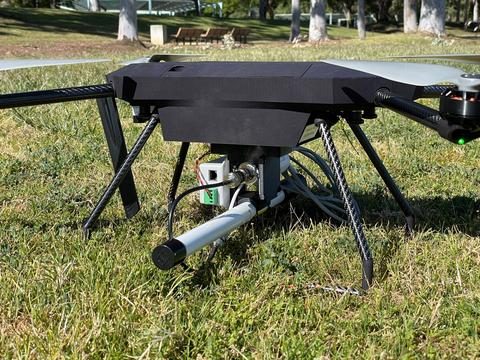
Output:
281 146 354 223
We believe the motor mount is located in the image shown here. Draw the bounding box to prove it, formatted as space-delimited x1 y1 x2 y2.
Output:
440 88 480 125
439 87 480 144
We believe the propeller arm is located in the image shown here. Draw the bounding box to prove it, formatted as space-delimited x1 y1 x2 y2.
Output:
0 84 113 109
418 85 454 99
374 88 477 144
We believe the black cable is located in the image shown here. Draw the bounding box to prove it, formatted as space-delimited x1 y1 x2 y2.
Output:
167 181 230 240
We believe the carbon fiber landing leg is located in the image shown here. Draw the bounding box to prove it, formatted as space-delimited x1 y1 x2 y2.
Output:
349 123 415 234
97 97 140 220
167 142 190 211
83 114 160 238
317 120 373 291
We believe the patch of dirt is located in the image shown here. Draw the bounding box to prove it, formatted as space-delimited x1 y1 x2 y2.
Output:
0 315 30 337
0 39 149 58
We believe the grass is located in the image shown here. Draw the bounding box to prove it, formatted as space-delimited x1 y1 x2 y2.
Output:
1 9 480 359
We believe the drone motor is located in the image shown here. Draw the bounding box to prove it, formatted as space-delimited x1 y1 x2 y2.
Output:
439 87 480 124
439 84 480 144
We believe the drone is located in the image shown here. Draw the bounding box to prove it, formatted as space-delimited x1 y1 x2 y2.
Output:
1 54 479 294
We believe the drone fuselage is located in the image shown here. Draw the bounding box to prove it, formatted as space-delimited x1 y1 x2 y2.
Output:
107 61 421 147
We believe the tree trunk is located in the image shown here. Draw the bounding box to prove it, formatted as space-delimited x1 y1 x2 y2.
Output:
259 0 267 20
357 0 366 39
117 0 138 41
474 0 479 22
344 8 351 28
464 0 469 24
377 0 392 22
418 0 445 35
309 0 328 42
404 0 417 32
456 0 461 23
341 3 351 28
290 0 301 42
267 2 275 19
193 0 201 15
90 0 100 11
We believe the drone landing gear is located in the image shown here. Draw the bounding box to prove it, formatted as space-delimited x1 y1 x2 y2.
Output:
82 112 160 238
348 122 415 234
97 97 140 219
167 142 190 210
317 120 373 291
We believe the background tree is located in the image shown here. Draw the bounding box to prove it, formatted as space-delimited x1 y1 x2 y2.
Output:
266 0 278 19
341 1 353 27
90 0 100 11
474 0 479 21
454 0 461 22
193 0 201 15
309 0 328 41
357 0 366 39
259 0 267 19
221 0 250 18
404 0 417 32
464 0 470 23
377 0 393 22
418 0 445 35
117 0 138 41
290 0 301 42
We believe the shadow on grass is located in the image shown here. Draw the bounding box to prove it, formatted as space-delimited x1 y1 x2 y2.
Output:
0 9 118 38
2 186 476 291
2 127 476 285
184 191 478 287
0 8 298 41
368 23 403 34
449 34 480 39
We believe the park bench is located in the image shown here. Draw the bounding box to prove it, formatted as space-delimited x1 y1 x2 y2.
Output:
230 28 250 44
338 14 377 28
201 28 229 43
170 28 204 45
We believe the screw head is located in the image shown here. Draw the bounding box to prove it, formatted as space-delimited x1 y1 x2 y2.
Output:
461 73 480 79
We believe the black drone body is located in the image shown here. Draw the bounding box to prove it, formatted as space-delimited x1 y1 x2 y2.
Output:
107 61 420 147
1 57 479 294
108 61 418 107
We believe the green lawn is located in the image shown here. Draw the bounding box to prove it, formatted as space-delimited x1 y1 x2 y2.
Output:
0 9 479 359
0 8 358 44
